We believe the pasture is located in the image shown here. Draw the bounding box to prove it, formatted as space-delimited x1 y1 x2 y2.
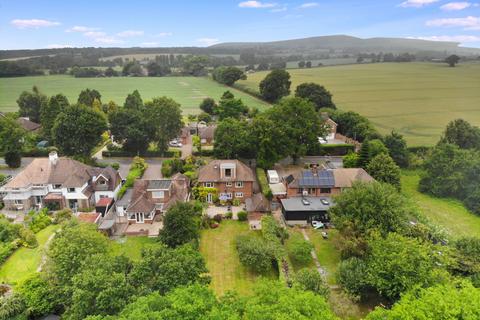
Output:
237 62 480 146
0 75 269 114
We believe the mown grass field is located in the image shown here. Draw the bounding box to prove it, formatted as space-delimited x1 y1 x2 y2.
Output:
0 224 59 286
0 75 269 114
110 236 158 261
237 62 480 146
402 170 480 238
199 220 277 296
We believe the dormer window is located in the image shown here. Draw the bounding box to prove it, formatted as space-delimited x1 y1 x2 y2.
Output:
53 184 61 189
67 188 75 193
99 180 107 185
225 168 232 178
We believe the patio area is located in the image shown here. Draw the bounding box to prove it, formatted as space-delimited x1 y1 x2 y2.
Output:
125 221 163 237
205 205 245 220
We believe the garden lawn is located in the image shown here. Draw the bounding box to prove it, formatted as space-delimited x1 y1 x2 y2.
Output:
286 228 316 271
237 62 480 146
0 224 59 286
200 220 277 296
402 170 480 238
110 236 158 261
305 228 341 285
0 75 269 114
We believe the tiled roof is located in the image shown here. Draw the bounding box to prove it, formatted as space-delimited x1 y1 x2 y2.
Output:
198 160 255 183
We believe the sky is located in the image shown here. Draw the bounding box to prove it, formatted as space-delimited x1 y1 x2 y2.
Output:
1 0 480 49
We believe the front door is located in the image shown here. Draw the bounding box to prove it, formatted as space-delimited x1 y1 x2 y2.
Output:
135 212 144 223
206 193 213 203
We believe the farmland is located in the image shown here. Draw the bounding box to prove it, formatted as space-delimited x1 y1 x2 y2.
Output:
0 75 269 114
237 62 480 146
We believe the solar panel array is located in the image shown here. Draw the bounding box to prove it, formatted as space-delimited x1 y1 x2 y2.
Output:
299 170 335 188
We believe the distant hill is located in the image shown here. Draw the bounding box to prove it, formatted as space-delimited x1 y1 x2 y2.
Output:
210 35 480 55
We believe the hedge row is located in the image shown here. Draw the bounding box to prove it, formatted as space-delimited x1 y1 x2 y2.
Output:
102 149 181 158
311 144 356 156
192 149 215 157
256 168 273 200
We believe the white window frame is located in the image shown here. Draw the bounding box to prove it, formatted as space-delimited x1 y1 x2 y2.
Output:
14 199 22 205
204 182 214 188
235 181 244 188
67 187 75 193
53 184 61 189
226 193 233 200
235 192 244 198
226 182 233 187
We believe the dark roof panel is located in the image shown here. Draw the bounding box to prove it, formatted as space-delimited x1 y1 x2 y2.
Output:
299 170 335 188
147 180 172 190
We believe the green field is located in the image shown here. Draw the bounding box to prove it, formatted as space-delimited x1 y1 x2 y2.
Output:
110 236 158 261
238 62 480 146
0 75 269 114
402 170 480 238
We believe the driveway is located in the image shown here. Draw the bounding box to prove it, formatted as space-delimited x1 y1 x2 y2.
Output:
181 135 193 159
205 205 245 219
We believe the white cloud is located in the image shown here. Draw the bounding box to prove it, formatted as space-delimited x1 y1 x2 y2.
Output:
238 1 277 8
441 2 472 10
155 32 173 37
83 31 106 38
140 42 159 47
299 2 319 8
94 37 124 44
271 6 287 12
408 35 480 42
66 25 98 32
399 0 439 8
117 30 144 37
426 16 480 30
196 38 220 46
46 44 73 49
11 19 60 29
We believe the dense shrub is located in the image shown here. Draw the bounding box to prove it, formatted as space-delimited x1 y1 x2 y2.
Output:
236 235 275 273
213 214 222 223
293 268 329 297
19 228 38 248
0 241 19 264
102 149 180 158
256 168 273 200
237 210 248 221
289 238 314 264
52 209 72 224
27 209 52 233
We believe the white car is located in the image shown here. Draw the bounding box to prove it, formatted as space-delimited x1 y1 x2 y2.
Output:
169 139 183 147
311 221 324 229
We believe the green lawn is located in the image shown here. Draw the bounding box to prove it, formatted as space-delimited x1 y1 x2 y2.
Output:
0 224 59 286
286 229 316 271
305 228 341 286
402 170 480 238
199 220 277 296
0 75 269 114
238 62 480 146
110 236 158 261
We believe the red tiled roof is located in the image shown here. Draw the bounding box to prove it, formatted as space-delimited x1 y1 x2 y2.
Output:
77 212 100 224
96 197 113 207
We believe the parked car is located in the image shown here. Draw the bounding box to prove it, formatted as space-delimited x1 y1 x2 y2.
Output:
312 220 324 229
169 139 182 147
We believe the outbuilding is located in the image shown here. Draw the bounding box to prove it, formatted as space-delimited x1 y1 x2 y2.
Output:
280 196 333 226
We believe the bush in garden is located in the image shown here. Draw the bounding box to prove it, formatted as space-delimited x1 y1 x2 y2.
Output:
289 238 314 264
52 209 72 224
213 214 222 223
19 227 38 248
236 235 275 273
237 211 248 221
294 268 329 297
224 212 233 219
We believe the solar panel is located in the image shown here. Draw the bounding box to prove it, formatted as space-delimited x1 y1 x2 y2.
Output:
299 170 335 188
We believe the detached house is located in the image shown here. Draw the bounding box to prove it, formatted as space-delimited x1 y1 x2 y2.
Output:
198 160 255 203
0 152 121 212
116 173 189 224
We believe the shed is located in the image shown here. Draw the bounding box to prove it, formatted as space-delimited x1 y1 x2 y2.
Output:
280 196 333 226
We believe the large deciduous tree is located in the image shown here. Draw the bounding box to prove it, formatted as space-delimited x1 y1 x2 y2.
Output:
445 54 460 67
441 118 480 150
295 83 336 110
41 94 69 140
159 202 201 248
16 86 47 123
145 97 183 154
0 116 25 168
259 69 291 102
52 104 107 157
384 131 409 168
212 66 246 86
213 118 255 159
267 97 326 162
78 88 102 107
199 97 217 115
366 153 401 190
129 244 209 295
